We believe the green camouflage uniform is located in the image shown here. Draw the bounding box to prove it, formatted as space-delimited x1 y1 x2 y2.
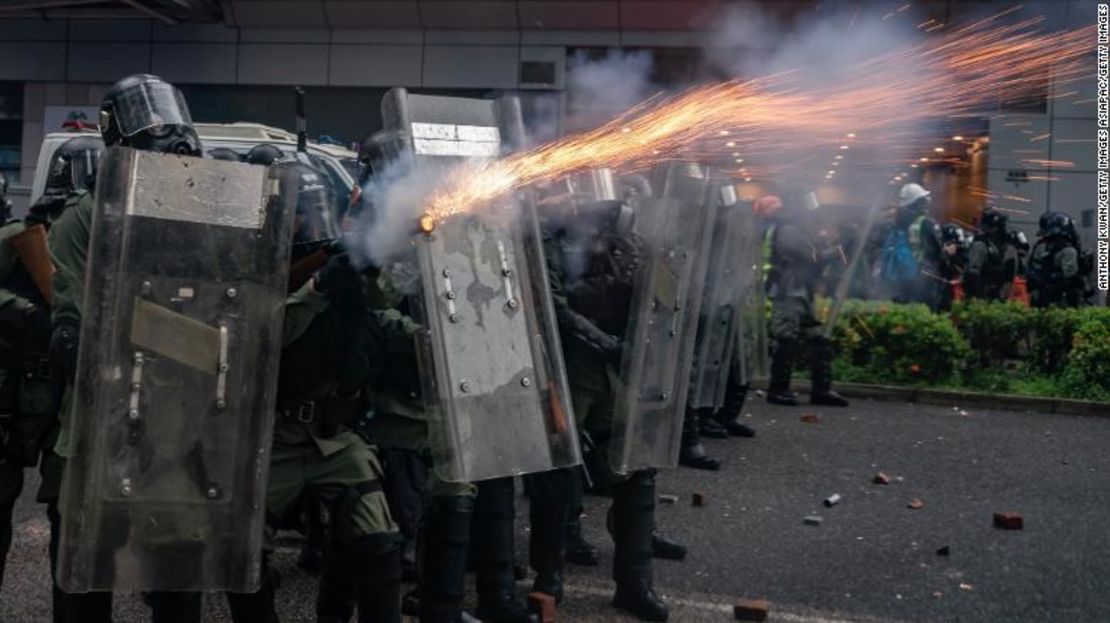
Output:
0 217 56 588
47 189 203 623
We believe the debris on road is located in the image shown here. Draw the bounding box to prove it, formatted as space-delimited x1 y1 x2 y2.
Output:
936 545 950 556
692 492 707 507
733 598 769 621
755 389 766 398
959 583 974 592
873 472 891 485
908 498 924 509
824 493 842 507
800 413 820 423
993 512 1024 530
804 515 823 525
658 494 678 505
527 592 556 623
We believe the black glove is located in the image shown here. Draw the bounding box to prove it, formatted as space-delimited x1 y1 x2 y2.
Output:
50 318 80 384
556 305 623 364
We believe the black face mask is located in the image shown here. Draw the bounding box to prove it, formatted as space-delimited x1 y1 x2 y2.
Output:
125 125 202 156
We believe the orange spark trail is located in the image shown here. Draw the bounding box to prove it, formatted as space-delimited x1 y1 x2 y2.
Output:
423 14 1092 223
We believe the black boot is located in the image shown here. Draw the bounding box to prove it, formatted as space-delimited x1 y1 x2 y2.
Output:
608 508 687 562
610 471 668 622
227 553 280 623
401 537 418 583
527 470 571 602
316 535 356 623
767 338 799 406
697 411 730 439
809 336 849 407
419 495 474 623
297 495 327 574
564 469 599 567
148 592 203 623
650 530 687 561
351 541 403 623
473 478 530 623
679 408 721 471
714 363 756 437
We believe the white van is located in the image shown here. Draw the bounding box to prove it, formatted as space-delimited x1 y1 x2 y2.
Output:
30 123 359 216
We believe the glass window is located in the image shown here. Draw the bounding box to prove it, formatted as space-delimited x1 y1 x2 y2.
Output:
0 82 23 180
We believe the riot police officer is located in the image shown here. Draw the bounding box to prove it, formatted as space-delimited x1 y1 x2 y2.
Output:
0 136 98 591
1028 211 1089 308
938 223 970 310
225 163 404 623
0 163 65 590
966 208 1028 301
47 73 204 622
541 187 684 621
757 194 849 407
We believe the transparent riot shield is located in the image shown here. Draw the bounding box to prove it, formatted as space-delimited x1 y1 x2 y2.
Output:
57 147 295 593
380 88 580 483
609 162 717 474
689 183 766 410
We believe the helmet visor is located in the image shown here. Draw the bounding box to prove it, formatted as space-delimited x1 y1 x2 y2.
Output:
294 182 340 246
70 148 101 190
109 81 192 137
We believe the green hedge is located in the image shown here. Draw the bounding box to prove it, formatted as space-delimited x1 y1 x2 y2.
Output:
829 300 1110 402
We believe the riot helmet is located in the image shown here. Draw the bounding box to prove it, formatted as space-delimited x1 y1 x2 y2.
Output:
941 223 968 246
245 143 285 166
99 74 200 156
43 136 102 201
283 162 340 262
1037 211 1071 239
207 147 243 162
979 208 1008 237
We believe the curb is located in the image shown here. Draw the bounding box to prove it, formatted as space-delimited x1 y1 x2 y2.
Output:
753 380 1110 417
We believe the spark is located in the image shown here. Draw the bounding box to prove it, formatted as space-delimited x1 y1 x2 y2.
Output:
1021 159 1074 168
1001 194 1032 202
1029 132 1052 142
952 217 980 232
422 15 1092 222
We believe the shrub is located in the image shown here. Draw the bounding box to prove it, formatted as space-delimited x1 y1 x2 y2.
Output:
950 300 1032 368
832 300 970 384
1058 313 1110 401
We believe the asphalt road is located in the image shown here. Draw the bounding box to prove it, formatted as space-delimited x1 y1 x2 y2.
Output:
3 395 1109 622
